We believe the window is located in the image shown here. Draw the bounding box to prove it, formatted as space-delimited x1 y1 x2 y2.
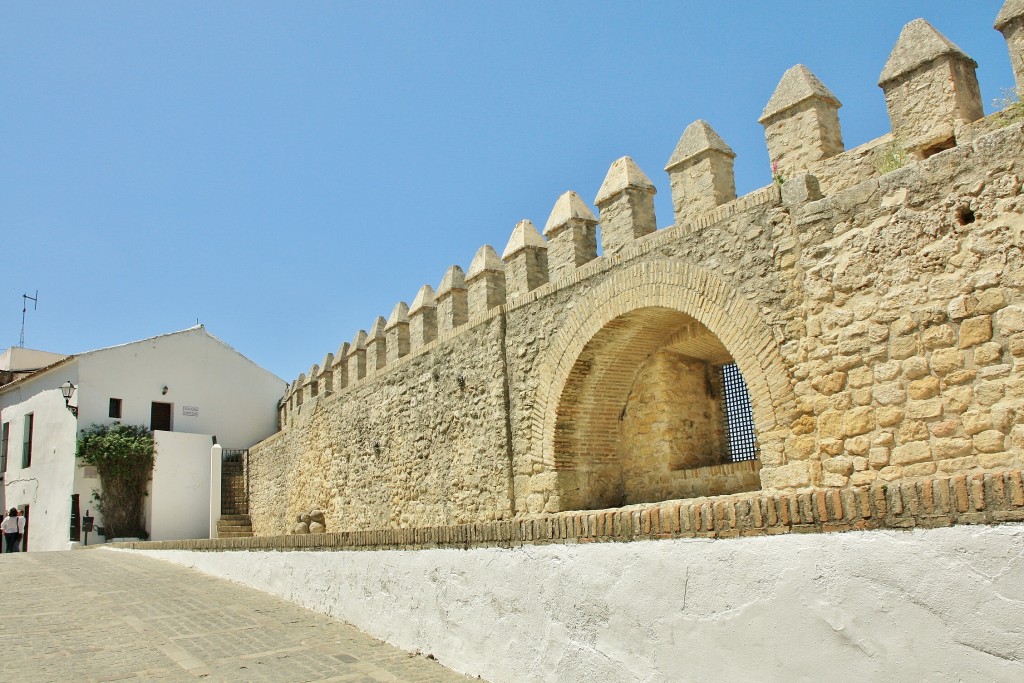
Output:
22 413 34 468
0 422 8 473
720 364 758 462
109 398 123 419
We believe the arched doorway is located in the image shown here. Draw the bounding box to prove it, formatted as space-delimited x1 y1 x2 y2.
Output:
530 260 796 512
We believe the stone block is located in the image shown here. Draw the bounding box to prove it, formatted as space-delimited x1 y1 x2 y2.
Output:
892 442 932 466
907 376 940 400
958 316 992 348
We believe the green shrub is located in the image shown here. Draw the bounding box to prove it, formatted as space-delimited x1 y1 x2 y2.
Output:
875 138 908 176
77 423 155 539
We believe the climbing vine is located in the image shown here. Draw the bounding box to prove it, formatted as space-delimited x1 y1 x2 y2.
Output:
77 423 155 539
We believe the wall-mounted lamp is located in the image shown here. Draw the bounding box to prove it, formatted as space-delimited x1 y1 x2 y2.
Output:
161 385 168 395
60 380 79 417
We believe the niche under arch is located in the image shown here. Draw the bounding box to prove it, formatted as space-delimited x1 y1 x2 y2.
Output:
552 307 762 511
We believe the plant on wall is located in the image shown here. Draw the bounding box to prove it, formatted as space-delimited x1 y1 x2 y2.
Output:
77 423 155 539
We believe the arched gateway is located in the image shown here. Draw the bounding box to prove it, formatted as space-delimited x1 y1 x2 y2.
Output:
531 260 796 511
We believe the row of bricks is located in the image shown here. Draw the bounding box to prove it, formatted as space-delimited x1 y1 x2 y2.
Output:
120 468 1024 553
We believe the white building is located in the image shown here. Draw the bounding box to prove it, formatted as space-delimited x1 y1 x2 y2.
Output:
0 326 284 551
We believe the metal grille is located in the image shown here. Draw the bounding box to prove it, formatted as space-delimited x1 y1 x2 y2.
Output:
720 363 759 462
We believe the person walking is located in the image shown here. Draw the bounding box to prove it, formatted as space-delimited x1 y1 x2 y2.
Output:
16 510 25 552
1 508 19 553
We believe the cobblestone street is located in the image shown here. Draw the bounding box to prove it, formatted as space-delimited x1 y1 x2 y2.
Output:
0 549 475 682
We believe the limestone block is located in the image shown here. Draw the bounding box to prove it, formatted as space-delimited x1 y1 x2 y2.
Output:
385 302 411 365
844 406 875 436
907 376 940 400
436 265 468 334
996 1 1024 89
902 357 929 380
760 462 814 490
930 348 965 375
543 191 598 281
664 120 736 225
878 19 983 157
365 316 388 375
780 174 823 206
502 220 548 297
892 441 932 466
958 316 992 348
759 65 844 179
465 245 506 319
408 285 438 350
308 521 326 534
974 430 1007 453
995 306 1024 336
972 289 1005 316
595 157 657 255
933 438 971 460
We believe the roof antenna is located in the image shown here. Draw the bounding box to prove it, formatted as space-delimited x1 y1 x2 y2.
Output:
20 290 38 348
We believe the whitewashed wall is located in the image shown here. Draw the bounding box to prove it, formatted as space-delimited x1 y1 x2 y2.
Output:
76 327 283 450
0 367 79 551
148 431 216 542
130 524 1024 682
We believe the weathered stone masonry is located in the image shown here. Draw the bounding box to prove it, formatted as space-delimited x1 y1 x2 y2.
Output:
251 7 1024 539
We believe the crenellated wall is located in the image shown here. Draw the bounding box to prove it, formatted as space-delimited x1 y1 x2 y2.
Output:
252 7 1024 537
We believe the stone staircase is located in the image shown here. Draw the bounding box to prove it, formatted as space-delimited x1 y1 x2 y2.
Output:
218 455 253 538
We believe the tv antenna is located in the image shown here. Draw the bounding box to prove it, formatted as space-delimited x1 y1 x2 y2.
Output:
20 290 38 348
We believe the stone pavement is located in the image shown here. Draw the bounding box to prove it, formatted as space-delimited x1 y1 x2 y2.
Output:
0 549 477 682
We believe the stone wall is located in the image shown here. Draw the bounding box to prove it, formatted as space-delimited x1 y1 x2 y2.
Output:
253 7 1024 537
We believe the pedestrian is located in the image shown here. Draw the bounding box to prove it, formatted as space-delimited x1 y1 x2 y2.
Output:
1 508 19 553
16 510 25 552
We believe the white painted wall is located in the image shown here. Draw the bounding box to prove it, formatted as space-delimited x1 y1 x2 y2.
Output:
148 431 216 542
0 364 79 551
76 327 284 450
0 326 284 551
130 524 1024 682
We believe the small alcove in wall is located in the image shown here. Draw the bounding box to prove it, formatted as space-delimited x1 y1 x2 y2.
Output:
551 307 762 511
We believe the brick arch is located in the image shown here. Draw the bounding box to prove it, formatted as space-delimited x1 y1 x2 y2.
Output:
531 260 795 505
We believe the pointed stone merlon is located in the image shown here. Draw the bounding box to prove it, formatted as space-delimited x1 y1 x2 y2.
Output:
293 374 305 407
303 364 321 401
502 220 548 297
346 330 368 382
544 191 597 281
365 316 388 376
466 245 506 319
436 265 468 335
758 66 843 180
317 353 334 397
385 302 410 365
996 0 1024 89
332 342 350 392
594 157 656 255
878 19 983 157
408 285 438 350
664 120 737 226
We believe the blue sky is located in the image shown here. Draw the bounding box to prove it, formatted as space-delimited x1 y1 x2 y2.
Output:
1 1 1015 382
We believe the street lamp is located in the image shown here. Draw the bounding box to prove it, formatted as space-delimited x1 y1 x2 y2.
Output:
60 380 78 417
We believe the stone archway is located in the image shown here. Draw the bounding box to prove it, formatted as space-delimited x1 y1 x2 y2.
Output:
530 260 796 511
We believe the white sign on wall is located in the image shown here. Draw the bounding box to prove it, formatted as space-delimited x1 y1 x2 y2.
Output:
182 405 199 417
